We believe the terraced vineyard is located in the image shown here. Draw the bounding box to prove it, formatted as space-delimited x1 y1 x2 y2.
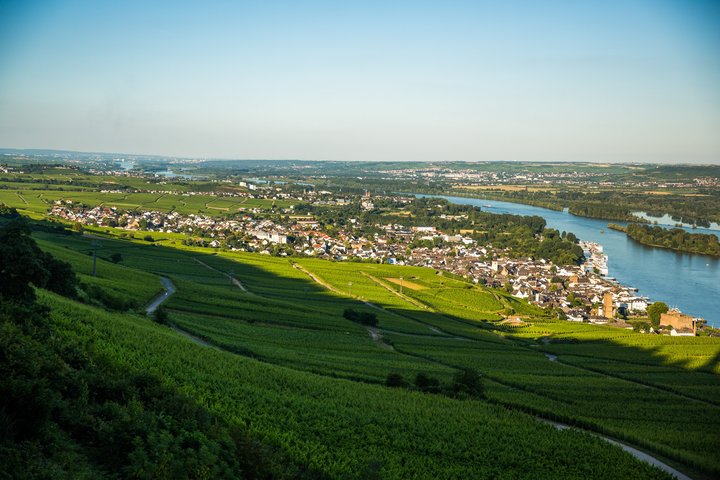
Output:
13 224 720 479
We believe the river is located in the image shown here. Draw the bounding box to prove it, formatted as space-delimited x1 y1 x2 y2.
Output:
415 194 720 327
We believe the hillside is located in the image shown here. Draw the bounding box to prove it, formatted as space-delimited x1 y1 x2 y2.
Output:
2 216 719 479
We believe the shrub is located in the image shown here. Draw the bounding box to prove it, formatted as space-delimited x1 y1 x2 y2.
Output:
385 373 407 388
451 368 484 398
153 306 169 325
414 373 441 394
342 308 378 327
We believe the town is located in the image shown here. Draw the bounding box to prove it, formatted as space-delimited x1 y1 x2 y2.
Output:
47 188 704 336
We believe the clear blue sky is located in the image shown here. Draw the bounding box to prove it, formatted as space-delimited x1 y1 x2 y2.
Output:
1 0 718 162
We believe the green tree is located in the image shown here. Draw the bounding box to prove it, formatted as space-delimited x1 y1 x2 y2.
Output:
647 301 669 327
385 373 407 388
414 373 441 393
451 368 484 398
0 218 51 304
153 306 170 325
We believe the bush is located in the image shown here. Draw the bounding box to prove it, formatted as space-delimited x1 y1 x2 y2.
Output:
153 306 169 325
81 283 138 311
385 373 407 388
414 373 441 394
451 368 484 398
343 308 378 327
143 235 155 242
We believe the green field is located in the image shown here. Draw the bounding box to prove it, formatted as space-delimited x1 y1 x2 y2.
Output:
0 186 291 217
18 223 720 479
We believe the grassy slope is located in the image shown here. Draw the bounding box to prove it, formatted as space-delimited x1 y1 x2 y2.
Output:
43 291 672 480
32 228 720 478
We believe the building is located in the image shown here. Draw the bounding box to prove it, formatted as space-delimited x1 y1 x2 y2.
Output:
660 309 698 336
603 292 614 319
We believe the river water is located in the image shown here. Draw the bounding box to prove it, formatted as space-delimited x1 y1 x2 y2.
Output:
416 194 720 327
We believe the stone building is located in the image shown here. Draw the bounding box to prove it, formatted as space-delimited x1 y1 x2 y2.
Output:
660 309 698 336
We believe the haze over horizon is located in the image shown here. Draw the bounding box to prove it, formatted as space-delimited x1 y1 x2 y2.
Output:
1 1 719 164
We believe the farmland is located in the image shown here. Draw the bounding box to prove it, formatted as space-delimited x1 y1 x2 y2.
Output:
14 222 720 479
2 166 720 478
0 187 290 217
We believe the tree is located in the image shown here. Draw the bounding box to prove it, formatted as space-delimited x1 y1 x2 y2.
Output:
385 373 407 388
42 252 78 298
414 373 441 393
0 218 50 304
648 302 669 327
110 253 123 264
451 368 484 398
343 308 378 327
153 306 169 325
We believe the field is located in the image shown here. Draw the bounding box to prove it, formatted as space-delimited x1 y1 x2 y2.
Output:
25 225 720 479
0 186 291 217
42 291 673 480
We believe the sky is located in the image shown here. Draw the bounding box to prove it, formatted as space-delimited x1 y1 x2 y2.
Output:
0 0 719 163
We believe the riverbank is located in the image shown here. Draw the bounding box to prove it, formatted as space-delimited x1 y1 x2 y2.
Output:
609 223 720 257
414 194 720 328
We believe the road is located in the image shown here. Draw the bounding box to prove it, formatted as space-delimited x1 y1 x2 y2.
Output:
541 420 692 480
145 277 176 314
193 258 253 294
142 273 695 480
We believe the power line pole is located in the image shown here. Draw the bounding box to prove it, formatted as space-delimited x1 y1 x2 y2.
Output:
91 240 100 276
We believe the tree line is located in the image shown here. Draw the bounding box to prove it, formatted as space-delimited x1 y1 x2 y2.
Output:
613 223 720 256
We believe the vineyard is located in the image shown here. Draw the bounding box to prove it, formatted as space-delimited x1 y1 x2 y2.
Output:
3 220 718 478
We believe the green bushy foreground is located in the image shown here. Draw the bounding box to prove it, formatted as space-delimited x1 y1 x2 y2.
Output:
2 215 717 479
13 291 670 480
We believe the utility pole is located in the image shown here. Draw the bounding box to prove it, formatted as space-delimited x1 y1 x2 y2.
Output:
400 276 403 295
348 281 353 296
91 240 100 276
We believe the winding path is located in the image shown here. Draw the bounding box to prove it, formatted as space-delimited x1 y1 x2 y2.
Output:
360 272 430 310
144 277 214 348
193 257 253 294
292 263 443 335
366 327 395 351
541 419 691 480
142 273 695 479
145 277 176 314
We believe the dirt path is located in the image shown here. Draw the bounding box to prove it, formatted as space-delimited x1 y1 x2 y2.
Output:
143 276 217 348
143 274 694 479
366 327 395 351
540 419 692 480
145 276 176 314
172 326 216 348
293 263 457 337
540 337 715 407
292 263 378 311
193 257 253 294
360 272 430 310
